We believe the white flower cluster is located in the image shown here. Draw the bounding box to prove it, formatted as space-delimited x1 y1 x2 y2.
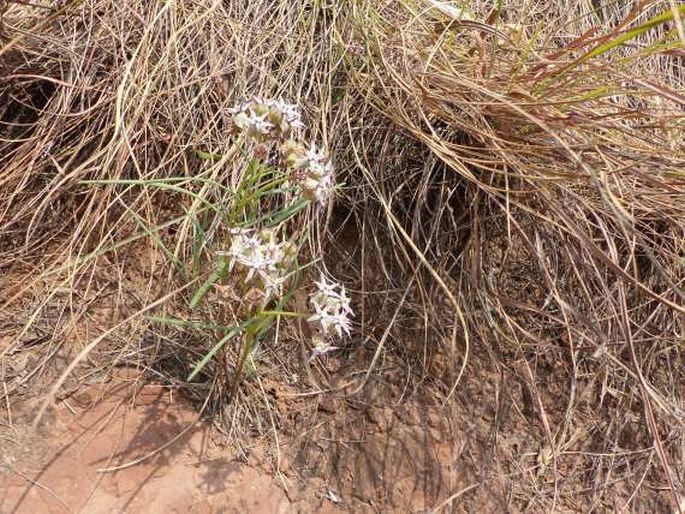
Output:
228 97 337 206
228 97 305 142
281 141 335 205
308 275 354 359
217 228 296 302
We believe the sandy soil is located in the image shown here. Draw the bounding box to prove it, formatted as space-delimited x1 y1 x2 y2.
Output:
0 382 294 513
0 370 471 514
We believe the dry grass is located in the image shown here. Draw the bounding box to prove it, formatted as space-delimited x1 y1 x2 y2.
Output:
337 1 685 509
1 0 684 510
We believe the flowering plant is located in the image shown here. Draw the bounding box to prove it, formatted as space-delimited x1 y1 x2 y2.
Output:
179 96 353 383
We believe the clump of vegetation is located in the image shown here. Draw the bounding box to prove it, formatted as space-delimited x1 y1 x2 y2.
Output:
150 95 354 384
1 0 683 510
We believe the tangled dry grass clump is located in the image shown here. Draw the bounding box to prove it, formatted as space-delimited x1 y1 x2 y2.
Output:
1 0 684 511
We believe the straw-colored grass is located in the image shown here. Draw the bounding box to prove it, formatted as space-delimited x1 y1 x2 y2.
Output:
1 0 683 510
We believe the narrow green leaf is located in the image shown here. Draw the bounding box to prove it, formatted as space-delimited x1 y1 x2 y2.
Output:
190 259 229 309
187 323 246 381
582 6 685 62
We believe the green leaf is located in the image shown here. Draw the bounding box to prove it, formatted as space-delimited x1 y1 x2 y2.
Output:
581 6 685 62
190 259 229 309
187 323 247 381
